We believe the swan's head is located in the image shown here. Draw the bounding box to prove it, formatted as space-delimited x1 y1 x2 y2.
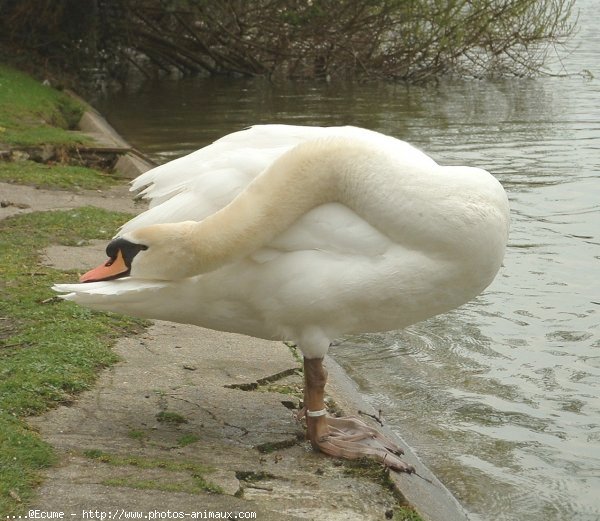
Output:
80 221 204 282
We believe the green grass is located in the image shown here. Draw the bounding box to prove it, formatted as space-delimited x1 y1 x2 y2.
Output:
82 449 213 474
102 477 222 495
343 458 425 521
0 64 87 146
0 207 149 516
392 508 424 521
83 449 223 495
177 433 200 447
156 411 188 424
0 160 120 190
127 429 148 441
0 412 56 509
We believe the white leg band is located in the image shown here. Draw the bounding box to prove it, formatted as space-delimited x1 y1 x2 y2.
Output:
306 408 328 417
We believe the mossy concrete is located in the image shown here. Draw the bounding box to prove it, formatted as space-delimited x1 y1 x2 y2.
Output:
26 317 414 520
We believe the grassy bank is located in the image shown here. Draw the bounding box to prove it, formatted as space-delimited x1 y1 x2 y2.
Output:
0 64 87 147
0 160 119 191
0 63 147 515
0 64 120 191
0 208 148 515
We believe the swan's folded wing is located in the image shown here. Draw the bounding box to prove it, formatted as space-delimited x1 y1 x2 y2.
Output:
129 125 332 207
120 149 279 233
122 124 437 238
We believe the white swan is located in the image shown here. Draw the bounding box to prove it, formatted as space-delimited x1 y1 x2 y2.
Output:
54 124 509 472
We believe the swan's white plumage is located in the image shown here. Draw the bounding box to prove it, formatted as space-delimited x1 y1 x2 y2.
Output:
121 125 439 260
54 125 509 358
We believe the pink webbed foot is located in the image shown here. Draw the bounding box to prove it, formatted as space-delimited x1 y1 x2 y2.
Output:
300 357 415 473
299 410 414 473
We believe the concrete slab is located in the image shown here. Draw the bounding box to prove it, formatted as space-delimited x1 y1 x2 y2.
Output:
0 181 142 218
78 110 131 150
27 322 412 521
76 97 156 177
115 151 155 179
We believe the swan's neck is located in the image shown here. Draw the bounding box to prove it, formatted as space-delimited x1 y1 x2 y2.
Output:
187 138 356 272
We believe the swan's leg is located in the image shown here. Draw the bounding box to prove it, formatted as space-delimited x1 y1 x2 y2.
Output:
303 357 415 473
303 357 330 445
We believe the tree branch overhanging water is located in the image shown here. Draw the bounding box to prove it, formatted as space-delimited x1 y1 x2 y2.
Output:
0 0 576 85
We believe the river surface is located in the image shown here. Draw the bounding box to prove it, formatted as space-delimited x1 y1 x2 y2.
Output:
95 2 599 519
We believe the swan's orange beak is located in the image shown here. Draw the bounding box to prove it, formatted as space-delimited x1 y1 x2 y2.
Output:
80 250 129 283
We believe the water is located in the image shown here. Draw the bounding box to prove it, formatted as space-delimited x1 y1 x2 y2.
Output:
95 3 600 519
